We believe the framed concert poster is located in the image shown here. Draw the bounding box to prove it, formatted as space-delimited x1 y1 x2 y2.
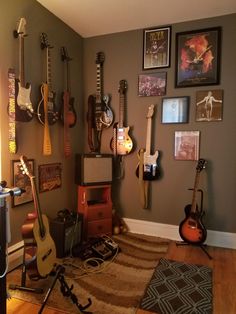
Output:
12 159 34 207
38 163 62 193
196 89 223 122
161 96 189 124
143 26 171 69
138 72 167 97
175 27 221 87
174 131 200 161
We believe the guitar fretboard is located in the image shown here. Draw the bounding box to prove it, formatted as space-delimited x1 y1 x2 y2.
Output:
46 47 52 91
96 63 103 105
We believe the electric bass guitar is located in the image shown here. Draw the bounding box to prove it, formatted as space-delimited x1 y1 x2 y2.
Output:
37 32 59 125
110 80 133 155
179 158 207 245
20 155 56 279
136 104 160 180
94 51 113 131
13 17 34 122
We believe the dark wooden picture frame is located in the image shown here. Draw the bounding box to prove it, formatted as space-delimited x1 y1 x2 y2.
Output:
162 96 190 123
12 159 34 207
38 163 62 193
143 26 171 69
138 72 167 97
175 27 221 87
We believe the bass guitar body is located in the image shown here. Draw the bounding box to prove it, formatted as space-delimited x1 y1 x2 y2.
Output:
37 87 58 125
60 91 77 128
179 204 207 245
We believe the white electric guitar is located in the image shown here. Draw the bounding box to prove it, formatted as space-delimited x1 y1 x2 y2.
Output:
136 104 160 180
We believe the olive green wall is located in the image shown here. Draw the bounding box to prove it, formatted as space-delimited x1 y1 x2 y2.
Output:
0 0 83 245
83 14 236 233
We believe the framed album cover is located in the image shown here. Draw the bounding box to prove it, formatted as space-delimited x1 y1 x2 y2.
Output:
38 163 62 193
196 89 223 121
162 96 189 124
143 26 171 69
138 72 167 97
174 131 200 161
175 27 221 87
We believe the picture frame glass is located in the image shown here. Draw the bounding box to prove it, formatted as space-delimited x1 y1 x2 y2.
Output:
162 97 189 123
175 27 221 87
143 26 171 69
174 131 200 161
12 159 34 207
196 89 223 121
138 72 167 97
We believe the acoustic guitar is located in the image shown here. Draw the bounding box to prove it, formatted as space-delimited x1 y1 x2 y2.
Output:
179 158 207 245
20 155 56 279
136 105 160 180
37 32 59 125
110 80 133 155
13 17 34 122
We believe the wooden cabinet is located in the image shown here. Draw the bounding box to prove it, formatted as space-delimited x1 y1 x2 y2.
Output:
77 185 112 239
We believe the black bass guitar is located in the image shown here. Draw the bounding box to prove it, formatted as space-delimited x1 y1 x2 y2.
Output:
179 158 207 245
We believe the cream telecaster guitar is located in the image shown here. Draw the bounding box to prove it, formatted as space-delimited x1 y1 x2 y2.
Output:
110 80 133 155
20 155 56 278
136 104 160 180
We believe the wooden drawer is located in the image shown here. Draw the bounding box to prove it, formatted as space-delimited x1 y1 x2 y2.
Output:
87 205 112 221
87 218 112 237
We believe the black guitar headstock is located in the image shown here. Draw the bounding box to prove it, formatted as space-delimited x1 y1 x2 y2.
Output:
119 80 128 95
96 51 105 65
40 32 53 50
61 46 72 62
196 158 207 172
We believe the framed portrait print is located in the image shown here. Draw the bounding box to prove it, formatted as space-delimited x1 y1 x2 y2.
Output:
174 131 200 161
196 89 223 121
143 26 171 69
138 72 167 97
162 96 189 123
38 163 62 193
175 27 221 87
12 159 34 207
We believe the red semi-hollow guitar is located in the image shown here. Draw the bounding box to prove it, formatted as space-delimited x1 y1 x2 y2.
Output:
179 158 207 245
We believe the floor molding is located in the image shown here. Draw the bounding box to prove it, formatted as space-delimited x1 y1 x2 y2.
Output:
8 241 24 272
124 218 236 249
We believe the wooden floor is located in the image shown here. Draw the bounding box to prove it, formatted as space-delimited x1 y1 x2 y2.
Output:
6 241 236 314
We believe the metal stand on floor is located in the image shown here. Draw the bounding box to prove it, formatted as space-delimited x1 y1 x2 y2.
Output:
39 264 92 314
176 189 212 260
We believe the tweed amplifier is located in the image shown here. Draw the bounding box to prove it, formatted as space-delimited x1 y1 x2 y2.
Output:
49 213 83 258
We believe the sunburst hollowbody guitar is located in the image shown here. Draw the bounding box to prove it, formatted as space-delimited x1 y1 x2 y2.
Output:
13 17 34 122
37 32 59 125
179 159 207 245
110 80 133 155
136 104 160 180
20 156 56 279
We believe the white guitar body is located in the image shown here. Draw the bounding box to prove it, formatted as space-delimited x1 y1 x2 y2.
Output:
116 126 133 155
143 150 159 175
33 214 56 277
17 82 33 113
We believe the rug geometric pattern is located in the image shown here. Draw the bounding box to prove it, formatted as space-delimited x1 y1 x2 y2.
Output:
140 258 212 314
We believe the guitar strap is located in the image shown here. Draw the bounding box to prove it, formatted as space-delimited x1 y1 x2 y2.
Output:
63 91 72 157
8 68 17 154
138 149 149 209
42 83 52 155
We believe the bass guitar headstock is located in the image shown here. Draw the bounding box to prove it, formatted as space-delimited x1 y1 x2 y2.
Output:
20 155 34 179
61 46 72 62
196 158 207 172
119 80 128 95
146 104 155 119
96 51 105 65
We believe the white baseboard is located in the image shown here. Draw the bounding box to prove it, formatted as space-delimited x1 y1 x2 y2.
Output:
8 241 24 272
124 218 236 250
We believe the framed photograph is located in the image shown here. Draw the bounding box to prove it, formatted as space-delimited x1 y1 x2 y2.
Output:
12 159 34 207
196 89 223 121
162 96 189 123
143 26 171 69
38 163 62 193
138 72 167 97
175 27 221 87
174 131 200 161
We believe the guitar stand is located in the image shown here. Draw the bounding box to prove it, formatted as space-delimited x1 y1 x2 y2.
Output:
39 264 92 314
176 189 213 260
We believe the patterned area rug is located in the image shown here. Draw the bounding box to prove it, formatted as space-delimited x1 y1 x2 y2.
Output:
7 233 169 314
140 258 213 314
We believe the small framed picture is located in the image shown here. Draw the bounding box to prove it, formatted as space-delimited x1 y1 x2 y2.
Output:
196 89 223 121
11 159 34 207
38 163 62 193
138 72 167 97
175 27 221 87
162 96 189 124
174 131 200 161
143 26 171 69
